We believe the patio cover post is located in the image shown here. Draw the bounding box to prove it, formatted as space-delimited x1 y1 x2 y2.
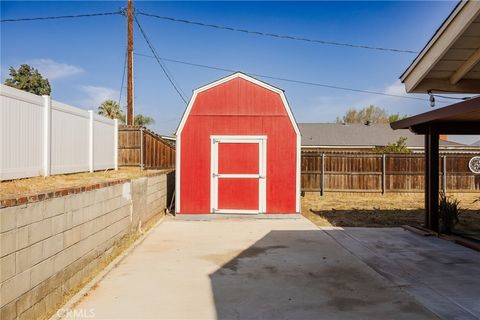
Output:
391 97 480 232
425 126 439 232
424 133 430 228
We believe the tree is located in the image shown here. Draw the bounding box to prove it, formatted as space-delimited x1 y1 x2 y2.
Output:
97 100 123 120
113 109 155 127
373 136 411 153
336 105 408 124
133 114 155 126
388 113 408 123
4 64 51 95
97 99 156 126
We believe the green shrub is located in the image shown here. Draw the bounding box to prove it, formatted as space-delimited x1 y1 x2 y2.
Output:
439 193 460 234
373 137 411 154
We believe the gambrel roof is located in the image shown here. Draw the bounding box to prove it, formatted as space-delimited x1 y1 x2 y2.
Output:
176 72 300 137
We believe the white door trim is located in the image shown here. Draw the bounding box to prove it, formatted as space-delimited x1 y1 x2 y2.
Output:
215 173 262 179
210 135 267 214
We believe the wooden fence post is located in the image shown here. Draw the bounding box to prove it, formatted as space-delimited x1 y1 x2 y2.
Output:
297 152 477 194
382 154 386 194
321 153 325 196
140 127 144 170
42 95 51 177
442 155 447 194
114 119 118 171
88 111 94 173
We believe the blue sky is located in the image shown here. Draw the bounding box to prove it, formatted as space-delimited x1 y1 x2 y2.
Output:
2 1 477 144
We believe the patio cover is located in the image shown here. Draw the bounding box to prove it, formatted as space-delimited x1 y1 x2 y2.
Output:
391 96 480 231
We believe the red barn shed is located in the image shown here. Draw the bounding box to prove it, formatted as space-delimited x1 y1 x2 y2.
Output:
176 73 300 215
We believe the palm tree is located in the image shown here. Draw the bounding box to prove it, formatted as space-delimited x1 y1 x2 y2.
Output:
97 100 123 120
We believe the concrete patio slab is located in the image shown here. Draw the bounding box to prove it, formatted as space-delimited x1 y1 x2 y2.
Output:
67 217 435 319
325 227 480 320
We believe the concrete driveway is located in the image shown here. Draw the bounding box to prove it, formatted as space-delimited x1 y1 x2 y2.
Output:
69 216 437 319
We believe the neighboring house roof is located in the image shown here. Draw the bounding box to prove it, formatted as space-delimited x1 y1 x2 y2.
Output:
161 135 176 146
299 123 464 148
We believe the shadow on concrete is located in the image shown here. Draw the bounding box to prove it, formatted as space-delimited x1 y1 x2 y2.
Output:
309 208 425 227
209 230 436 320
309 208 480 232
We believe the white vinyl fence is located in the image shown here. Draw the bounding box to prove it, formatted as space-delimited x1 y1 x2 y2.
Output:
0 84 118 181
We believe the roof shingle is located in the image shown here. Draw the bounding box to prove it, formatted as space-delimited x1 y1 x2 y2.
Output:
299 123 463 147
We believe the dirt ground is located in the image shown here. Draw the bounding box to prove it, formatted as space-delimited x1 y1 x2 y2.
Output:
302 192 480 230
0 168 166 200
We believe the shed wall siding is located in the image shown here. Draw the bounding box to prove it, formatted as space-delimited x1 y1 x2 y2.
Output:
180 78 297 214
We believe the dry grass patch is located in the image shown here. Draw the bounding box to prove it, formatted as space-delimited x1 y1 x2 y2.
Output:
302 192 480 229
0 167 165 200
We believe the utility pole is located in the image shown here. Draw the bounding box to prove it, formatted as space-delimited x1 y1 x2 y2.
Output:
127 0 134 125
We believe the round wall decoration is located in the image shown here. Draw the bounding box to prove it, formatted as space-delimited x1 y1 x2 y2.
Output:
469 156 480 174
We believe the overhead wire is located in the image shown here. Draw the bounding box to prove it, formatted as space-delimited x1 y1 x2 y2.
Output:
0 11 122 22
134 14 188 104
137 10 418 54
118 48 128 107
3 7 450 108
1 9 418 54
163 64 189 100
134 52 451 105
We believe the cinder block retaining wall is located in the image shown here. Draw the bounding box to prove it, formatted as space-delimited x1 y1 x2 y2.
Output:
0 170 174 320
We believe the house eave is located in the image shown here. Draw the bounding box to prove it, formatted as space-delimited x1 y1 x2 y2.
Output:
400 0 480 93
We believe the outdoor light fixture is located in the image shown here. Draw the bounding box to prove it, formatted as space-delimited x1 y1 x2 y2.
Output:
427 90 473 108
428 91 435 108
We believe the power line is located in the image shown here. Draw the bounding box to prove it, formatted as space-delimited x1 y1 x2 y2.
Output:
0 11 122 23
1 9 419 54
134 52 451 104
137 11 418 54
134 14 188 104
2 8 443 105
119 48 128 107
135 52 234 73
159 59 189 99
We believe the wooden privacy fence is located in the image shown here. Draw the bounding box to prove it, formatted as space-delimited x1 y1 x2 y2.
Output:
301 152 480 194
118 125 175 169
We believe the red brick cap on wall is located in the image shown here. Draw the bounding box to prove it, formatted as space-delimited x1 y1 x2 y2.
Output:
0 171 171 209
